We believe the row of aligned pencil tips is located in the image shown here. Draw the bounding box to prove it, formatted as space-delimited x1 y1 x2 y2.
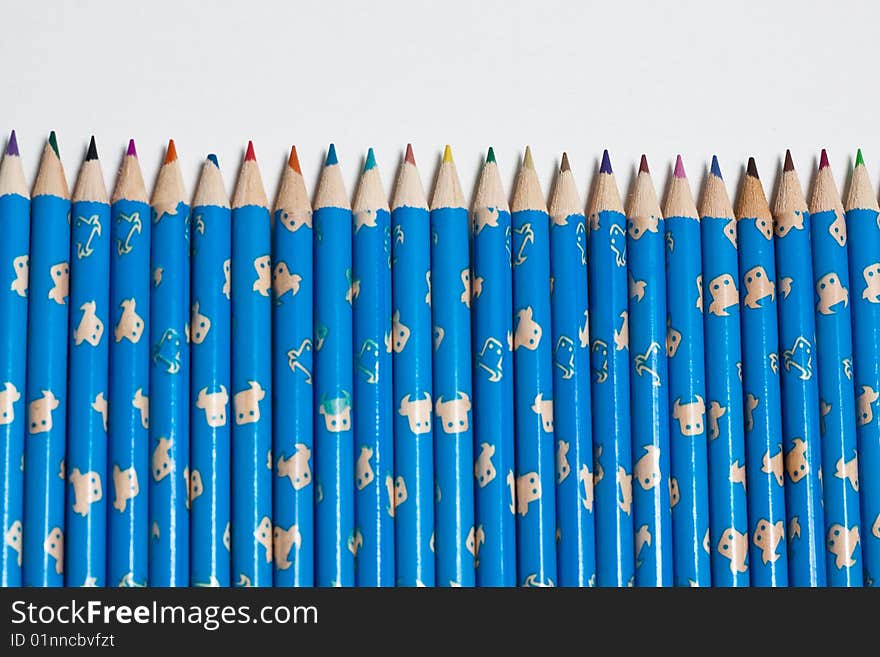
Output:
1 129 878 587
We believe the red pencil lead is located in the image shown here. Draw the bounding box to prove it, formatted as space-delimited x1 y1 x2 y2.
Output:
164 139 177 164
405 143 416 165
288 145 302 174
245 140 256 162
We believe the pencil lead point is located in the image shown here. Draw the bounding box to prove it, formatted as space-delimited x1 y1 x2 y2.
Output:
325 143 338 166
600 149 613 174
85 135 98 161
639 154 649 174
126 139 137 158
746 157 759 179
6 130 19 157
673 154 686 178
245 140 256 162
486 147 496 164
443 144 454 164
48 131 59 157
288 145 301 174
207 153 219 168
856 148 865 167
405 143 416 165
819 148 830 170
164 139 177 164
710 155 722 179
523 146 535 170
561 152 571 172
783 149 794 172
364 147 377 172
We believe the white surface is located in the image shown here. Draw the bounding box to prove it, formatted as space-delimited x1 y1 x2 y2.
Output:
2 0 876 204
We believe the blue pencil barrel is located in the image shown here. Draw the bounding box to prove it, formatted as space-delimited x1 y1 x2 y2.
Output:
738 207 788 586
701 215 749 586
231 203 272 587
588 200 634 586
626 200 672 586
190 185 231 587
353 197 392 587
392 203 434 587
847 190 880 587
512 206 556 586
23 191 69 586
665 213 711 586
148 196 190 587
0 187 29 586
66 197 110 586
774 207 826 586
272 196 314 587
811 202 861 585
108 195 150 587
431 204 475 587
314 204 355 587
471 192 516 586
551 206 596 586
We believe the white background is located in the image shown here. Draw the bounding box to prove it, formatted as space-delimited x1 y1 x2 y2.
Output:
2 0 877 206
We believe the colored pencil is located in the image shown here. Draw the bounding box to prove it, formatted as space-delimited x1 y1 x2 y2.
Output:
272 146 314 586
625 155 672 586
845 149 880 587
23 132 70 586
352 147 393 586
108 139 150 587
587 150 634 587
148 140 190 586
699 156 749 587
470 147 516 586
230 141 273 587
391 144 434 587
190 153 231 587
735 158 788 586
510 146 556 586
313 144 355 587
664 155 711 586
0 131 29 586
809 150 861 585
773 151 826 586
550 152 596 587
430 145 476 587
66 136 110 586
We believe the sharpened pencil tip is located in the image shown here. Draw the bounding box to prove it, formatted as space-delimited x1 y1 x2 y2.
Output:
600 149 612 174
245 140 256 162
784 149 794 172
856 148 865 167
673 154 686 178
523 146 535 170
486 147 496 164
325 143 338 166
364 147 377 172
86 136 98 161
288 145 302 174
405 143 416 165
164 139 177 164
127 139 137 158
819 148 830 170
639 154 649 174
207 153 219 168
443 144 454 164
710 155 722 179
6 130 19 157
746 157 759 179
561 152 570 172
48 131 59 157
